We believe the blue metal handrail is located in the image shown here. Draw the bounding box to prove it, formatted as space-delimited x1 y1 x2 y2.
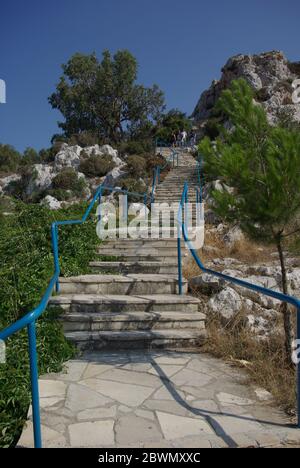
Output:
0 182 150 448
177 181 300 427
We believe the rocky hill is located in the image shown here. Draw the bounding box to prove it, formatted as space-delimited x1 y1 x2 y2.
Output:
192 50 300 133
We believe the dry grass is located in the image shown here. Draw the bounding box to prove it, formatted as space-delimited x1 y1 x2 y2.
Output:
203 312 296 417
183 228 274 280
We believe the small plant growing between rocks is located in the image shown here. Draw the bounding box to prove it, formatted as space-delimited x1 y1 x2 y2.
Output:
52 167 86 197
79 152 115 177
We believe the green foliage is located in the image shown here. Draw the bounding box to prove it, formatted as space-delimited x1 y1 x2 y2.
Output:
7 167 37 203
0 144 21 174
126 155 146 177
118 177 146 201
199 79 300 243
155 109 191 143
20 148 40 167
49 50 165 143
0 201 99 447
39 142 64 163
199 78 300 362
46 188 72 201
79 152 115 177
117 139 154 156
203 117 222 140
52 168 86 196
145 153 166 173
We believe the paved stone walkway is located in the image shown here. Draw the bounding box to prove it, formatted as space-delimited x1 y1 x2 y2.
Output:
18 351 300 448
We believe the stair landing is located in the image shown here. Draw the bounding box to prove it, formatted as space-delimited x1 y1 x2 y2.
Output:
18 351 299 448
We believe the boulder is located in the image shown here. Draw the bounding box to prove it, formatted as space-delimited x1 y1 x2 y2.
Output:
25 164 54 196
189 273 225 294
0 174 21 194
82 144 123 167
103 166 127 187
54 144 82 170
40 195 62 210
208 286 242 320
193 51 300 127
223 226 245 247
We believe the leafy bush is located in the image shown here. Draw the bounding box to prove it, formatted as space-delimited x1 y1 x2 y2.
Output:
52 168 86 196
46 188 72 201
0 144 21 174
20 147 40 167
79 153 115 177
68 131 101 148
39 142 63 163
126 155 146 177
7 167 38 202
118 176 146 202
203 117 222 140
145 153 167 173
117 139 153 156
0 201 100 447
155 109 192 143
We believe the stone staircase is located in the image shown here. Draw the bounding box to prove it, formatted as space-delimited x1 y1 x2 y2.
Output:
49 150 206 351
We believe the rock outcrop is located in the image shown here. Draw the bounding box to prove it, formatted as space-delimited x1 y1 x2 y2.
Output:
0 144 126 208
193 51 300 129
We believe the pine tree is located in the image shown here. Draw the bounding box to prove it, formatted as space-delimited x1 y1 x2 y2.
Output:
199 79 300 364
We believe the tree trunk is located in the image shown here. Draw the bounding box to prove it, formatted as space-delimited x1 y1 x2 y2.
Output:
276 236 295 366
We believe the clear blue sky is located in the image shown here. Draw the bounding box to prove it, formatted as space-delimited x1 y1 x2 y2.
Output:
0 0 299 152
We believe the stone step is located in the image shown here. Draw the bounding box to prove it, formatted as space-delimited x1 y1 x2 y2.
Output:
101 239 186 248
95 252 183 263
98 246 180 255
50 293 200 313
61 310 206 332
64 329 207 351
89 261 178 275
58 274 187 295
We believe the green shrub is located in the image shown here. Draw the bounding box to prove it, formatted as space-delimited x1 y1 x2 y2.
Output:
126 155 146 177
68 131 101 147
0 144 21 174
79 153 115 177
52 168 86 196
118 177 146 202
117 140 153 156
39 141 64 163
20 147 40 167
46 188 72 201
145 153 166 173
0 201 100 447
7 167 39 203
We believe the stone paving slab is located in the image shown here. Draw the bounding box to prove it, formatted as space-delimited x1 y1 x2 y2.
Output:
18 351 300 448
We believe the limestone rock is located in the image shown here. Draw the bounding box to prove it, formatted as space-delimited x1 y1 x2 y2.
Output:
208 286 242 320
193 51 300 129
189 273 225 294
25 164 54 195
40 195 62 210
0 174 21 194
223 226 245 247
54 144 82 170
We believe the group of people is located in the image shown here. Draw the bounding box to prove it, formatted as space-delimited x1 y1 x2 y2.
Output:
172 130 197 148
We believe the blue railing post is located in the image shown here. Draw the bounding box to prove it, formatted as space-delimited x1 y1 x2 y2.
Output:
184 187 189 229
98 187 102 222
27 321 42 448
177 202 183 295
51 223 60 293
144 194 148 222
